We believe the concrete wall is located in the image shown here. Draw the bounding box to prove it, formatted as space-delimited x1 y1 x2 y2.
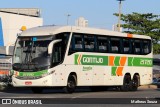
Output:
0 12 43 46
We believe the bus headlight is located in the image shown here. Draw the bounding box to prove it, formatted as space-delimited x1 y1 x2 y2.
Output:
41 70 55 77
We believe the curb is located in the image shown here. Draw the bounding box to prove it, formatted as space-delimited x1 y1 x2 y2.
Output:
139 85 157 89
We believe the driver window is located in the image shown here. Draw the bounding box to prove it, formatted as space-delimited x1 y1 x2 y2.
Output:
52 42 62 66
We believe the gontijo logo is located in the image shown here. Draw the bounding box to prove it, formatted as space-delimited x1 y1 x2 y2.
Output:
75 54 108 65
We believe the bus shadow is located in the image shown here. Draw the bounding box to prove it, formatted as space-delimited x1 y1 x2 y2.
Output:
1 86 146 94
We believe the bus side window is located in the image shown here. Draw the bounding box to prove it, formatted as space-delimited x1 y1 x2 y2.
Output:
75 41 83 49
123 38 131 54
52 42 62 66
68 34 84 55
143 40 151 54
97 36 108 52
110 38 121 53
133 39 141 54
74 34 84 50
84 35 95 51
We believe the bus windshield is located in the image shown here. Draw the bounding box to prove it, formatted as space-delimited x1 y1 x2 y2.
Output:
13 36 52 72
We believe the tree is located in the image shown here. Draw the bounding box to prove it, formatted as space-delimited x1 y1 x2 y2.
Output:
114 12 160 54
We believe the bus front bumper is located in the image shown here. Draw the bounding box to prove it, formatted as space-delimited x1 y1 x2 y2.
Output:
12 74 53 87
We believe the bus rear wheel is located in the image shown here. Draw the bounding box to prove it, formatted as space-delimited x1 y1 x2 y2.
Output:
130 75 139 91
31 87 43 93
120 75 131 92
64 75 76 93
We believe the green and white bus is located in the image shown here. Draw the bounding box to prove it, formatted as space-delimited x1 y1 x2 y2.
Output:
12 26 152 93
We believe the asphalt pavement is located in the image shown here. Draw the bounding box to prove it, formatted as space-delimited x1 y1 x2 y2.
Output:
0 85 159 107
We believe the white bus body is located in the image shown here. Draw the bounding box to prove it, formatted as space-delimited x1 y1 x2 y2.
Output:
12 26 152 93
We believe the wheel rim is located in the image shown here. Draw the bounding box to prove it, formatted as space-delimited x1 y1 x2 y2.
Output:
68 80 75 88
133 80 138 87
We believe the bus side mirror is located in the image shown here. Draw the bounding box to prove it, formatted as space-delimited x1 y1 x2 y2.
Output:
48 39 62 54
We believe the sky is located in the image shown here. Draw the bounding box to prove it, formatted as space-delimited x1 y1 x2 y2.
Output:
0 0 159 30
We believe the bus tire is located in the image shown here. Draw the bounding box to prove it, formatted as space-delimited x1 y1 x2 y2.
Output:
130 75 139 91
120 75 131 92
64 75 76 93
31 87 43 93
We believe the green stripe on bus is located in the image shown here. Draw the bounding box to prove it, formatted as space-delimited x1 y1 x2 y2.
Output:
128 57 152 67
74 54 152 67
114 56 120 66
128 57 133 66
18 70 48 77
74 54 79 65
111 67 117 76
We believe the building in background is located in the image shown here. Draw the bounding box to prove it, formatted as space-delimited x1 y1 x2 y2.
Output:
0 8 43 47
75 17 88 27
0 8 43 88
112 24 122 32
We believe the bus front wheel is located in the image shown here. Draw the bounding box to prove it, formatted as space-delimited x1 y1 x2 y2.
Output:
64 75 77 93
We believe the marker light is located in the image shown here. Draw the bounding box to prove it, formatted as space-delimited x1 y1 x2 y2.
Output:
21 26 27 31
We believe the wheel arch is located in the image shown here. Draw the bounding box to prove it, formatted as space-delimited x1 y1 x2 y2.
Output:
124 73 131 80
67 72 77 85
123 73 131 84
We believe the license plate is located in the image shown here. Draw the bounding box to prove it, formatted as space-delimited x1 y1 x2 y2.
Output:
25 81 32 85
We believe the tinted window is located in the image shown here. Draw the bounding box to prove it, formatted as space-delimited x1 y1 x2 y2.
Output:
68 34 84 55
52 33 70 67
73 34 84 50
110 38 121 53
142 40 151 54
97 36 108 52
134 39 141 54
68 33 152 55
123 39 131 54
84 35 95 51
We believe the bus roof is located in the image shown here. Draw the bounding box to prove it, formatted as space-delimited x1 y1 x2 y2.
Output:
19 25 151 39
